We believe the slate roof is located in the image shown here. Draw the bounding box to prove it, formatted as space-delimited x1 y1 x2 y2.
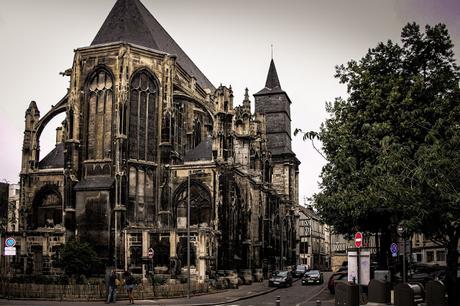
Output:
254 59 286 96
91 0 215 91
38 143 64 169
183 136 213 162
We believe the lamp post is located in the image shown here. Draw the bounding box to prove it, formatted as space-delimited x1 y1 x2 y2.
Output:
305 216 312 269
280 213 284 271
397 224 406 283
187 171 191 299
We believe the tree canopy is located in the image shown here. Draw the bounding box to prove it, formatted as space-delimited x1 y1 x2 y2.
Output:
301 23 460 305
53 240 102 277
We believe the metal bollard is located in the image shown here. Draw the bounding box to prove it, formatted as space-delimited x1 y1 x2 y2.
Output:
316 300 321 306
276 295 281 306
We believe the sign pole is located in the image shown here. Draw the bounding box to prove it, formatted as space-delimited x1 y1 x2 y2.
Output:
354 232 363 303
148 248 155 294
152 255 155 295
357 247 361 300
402 237 406 283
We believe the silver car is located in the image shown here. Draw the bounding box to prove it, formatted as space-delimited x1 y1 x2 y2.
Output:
269 271 293 287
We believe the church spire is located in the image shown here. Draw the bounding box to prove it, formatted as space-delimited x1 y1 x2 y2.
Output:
264 59 281 90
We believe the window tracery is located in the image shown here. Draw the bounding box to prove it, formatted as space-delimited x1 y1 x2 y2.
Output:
129 70 157 161
86 69 114 160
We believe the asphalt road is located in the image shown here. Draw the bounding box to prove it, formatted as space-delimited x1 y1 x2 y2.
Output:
0 273 336 306
231 274 334 306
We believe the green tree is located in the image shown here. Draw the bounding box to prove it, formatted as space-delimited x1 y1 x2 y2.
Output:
53 240 102 277
298 23 460 305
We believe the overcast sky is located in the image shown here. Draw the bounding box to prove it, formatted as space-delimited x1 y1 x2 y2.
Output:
1 0 459 203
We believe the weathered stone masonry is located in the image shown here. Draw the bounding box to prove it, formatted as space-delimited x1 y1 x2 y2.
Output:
12 0 300 282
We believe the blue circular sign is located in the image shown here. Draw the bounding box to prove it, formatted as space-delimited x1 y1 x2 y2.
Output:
5 237 16 247
390 243 398 254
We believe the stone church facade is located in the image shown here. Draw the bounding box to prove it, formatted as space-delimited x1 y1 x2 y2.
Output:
14 0 300 281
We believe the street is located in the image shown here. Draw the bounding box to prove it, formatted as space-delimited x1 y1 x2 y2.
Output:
0 274 335 306
231 276 333 306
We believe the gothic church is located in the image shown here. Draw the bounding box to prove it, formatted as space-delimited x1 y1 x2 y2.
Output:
16 0 300 281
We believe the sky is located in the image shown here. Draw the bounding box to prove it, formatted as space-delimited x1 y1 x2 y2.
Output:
0 0 459 203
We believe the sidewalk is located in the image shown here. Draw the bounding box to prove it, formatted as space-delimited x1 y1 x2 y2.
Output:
128 280 277 306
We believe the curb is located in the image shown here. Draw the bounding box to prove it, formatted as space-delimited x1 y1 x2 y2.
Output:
161 287 278 306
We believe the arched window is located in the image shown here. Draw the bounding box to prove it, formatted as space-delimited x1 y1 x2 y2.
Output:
193 118 202 147
86 69 114 160
264 160 271 182
127 166 156 224
250 149 256 170
129 70 157 161
173 181 211 227
161 112 171 143
173 101 185 155
31 186 62 229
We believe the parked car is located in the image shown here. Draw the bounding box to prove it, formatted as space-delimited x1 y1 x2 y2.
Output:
293 264 309 278
269 270 293 287
327 271 348 294
302 270 324 285
394 263 448 285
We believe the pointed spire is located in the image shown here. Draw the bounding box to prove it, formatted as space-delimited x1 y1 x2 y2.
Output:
28 100 38 110
264 59 281 90
254 59 285 96
26 100 40 117
244 88 250 101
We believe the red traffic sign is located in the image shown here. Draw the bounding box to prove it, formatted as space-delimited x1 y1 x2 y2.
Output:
355 232 363 248
148 248 154 258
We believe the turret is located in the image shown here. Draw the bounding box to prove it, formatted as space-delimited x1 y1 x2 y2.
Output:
254 59 300 202
22 101 40 173
242 88 251 113
213 85 234 161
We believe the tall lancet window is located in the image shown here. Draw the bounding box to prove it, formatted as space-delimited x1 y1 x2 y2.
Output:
127 70 158 224
86 69 114 160
129 70 157 161
193 118 202 147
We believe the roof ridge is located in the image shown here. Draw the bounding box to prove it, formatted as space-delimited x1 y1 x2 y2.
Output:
91 0 214 90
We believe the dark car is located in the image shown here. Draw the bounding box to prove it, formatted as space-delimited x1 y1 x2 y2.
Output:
327 271 348 294
293 264 308 278
269 270 293 287
302 270 324 285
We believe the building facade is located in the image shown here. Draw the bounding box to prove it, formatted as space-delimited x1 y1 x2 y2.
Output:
11 0 300 281
296 205 330 270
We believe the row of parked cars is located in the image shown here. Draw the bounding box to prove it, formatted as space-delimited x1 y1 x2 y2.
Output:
268 265 324 287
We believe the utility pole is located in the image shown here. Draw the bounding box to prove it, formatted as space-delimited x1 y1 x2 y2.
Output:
187 171 191 299
280 214 283 270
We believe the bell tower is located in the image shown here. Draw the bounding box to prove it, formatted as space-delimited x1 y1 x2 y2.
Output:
254 59 300 204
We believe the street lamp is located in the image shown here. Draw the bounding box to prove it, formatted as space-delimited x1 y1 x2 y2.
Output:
304 216 313 269
187 171 191 299
397 224 407 283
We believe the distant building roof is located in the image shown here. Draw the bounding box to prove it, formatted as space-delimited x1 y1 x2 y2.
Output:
39 143 64 169
298 205 320 221
91 0 215 91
